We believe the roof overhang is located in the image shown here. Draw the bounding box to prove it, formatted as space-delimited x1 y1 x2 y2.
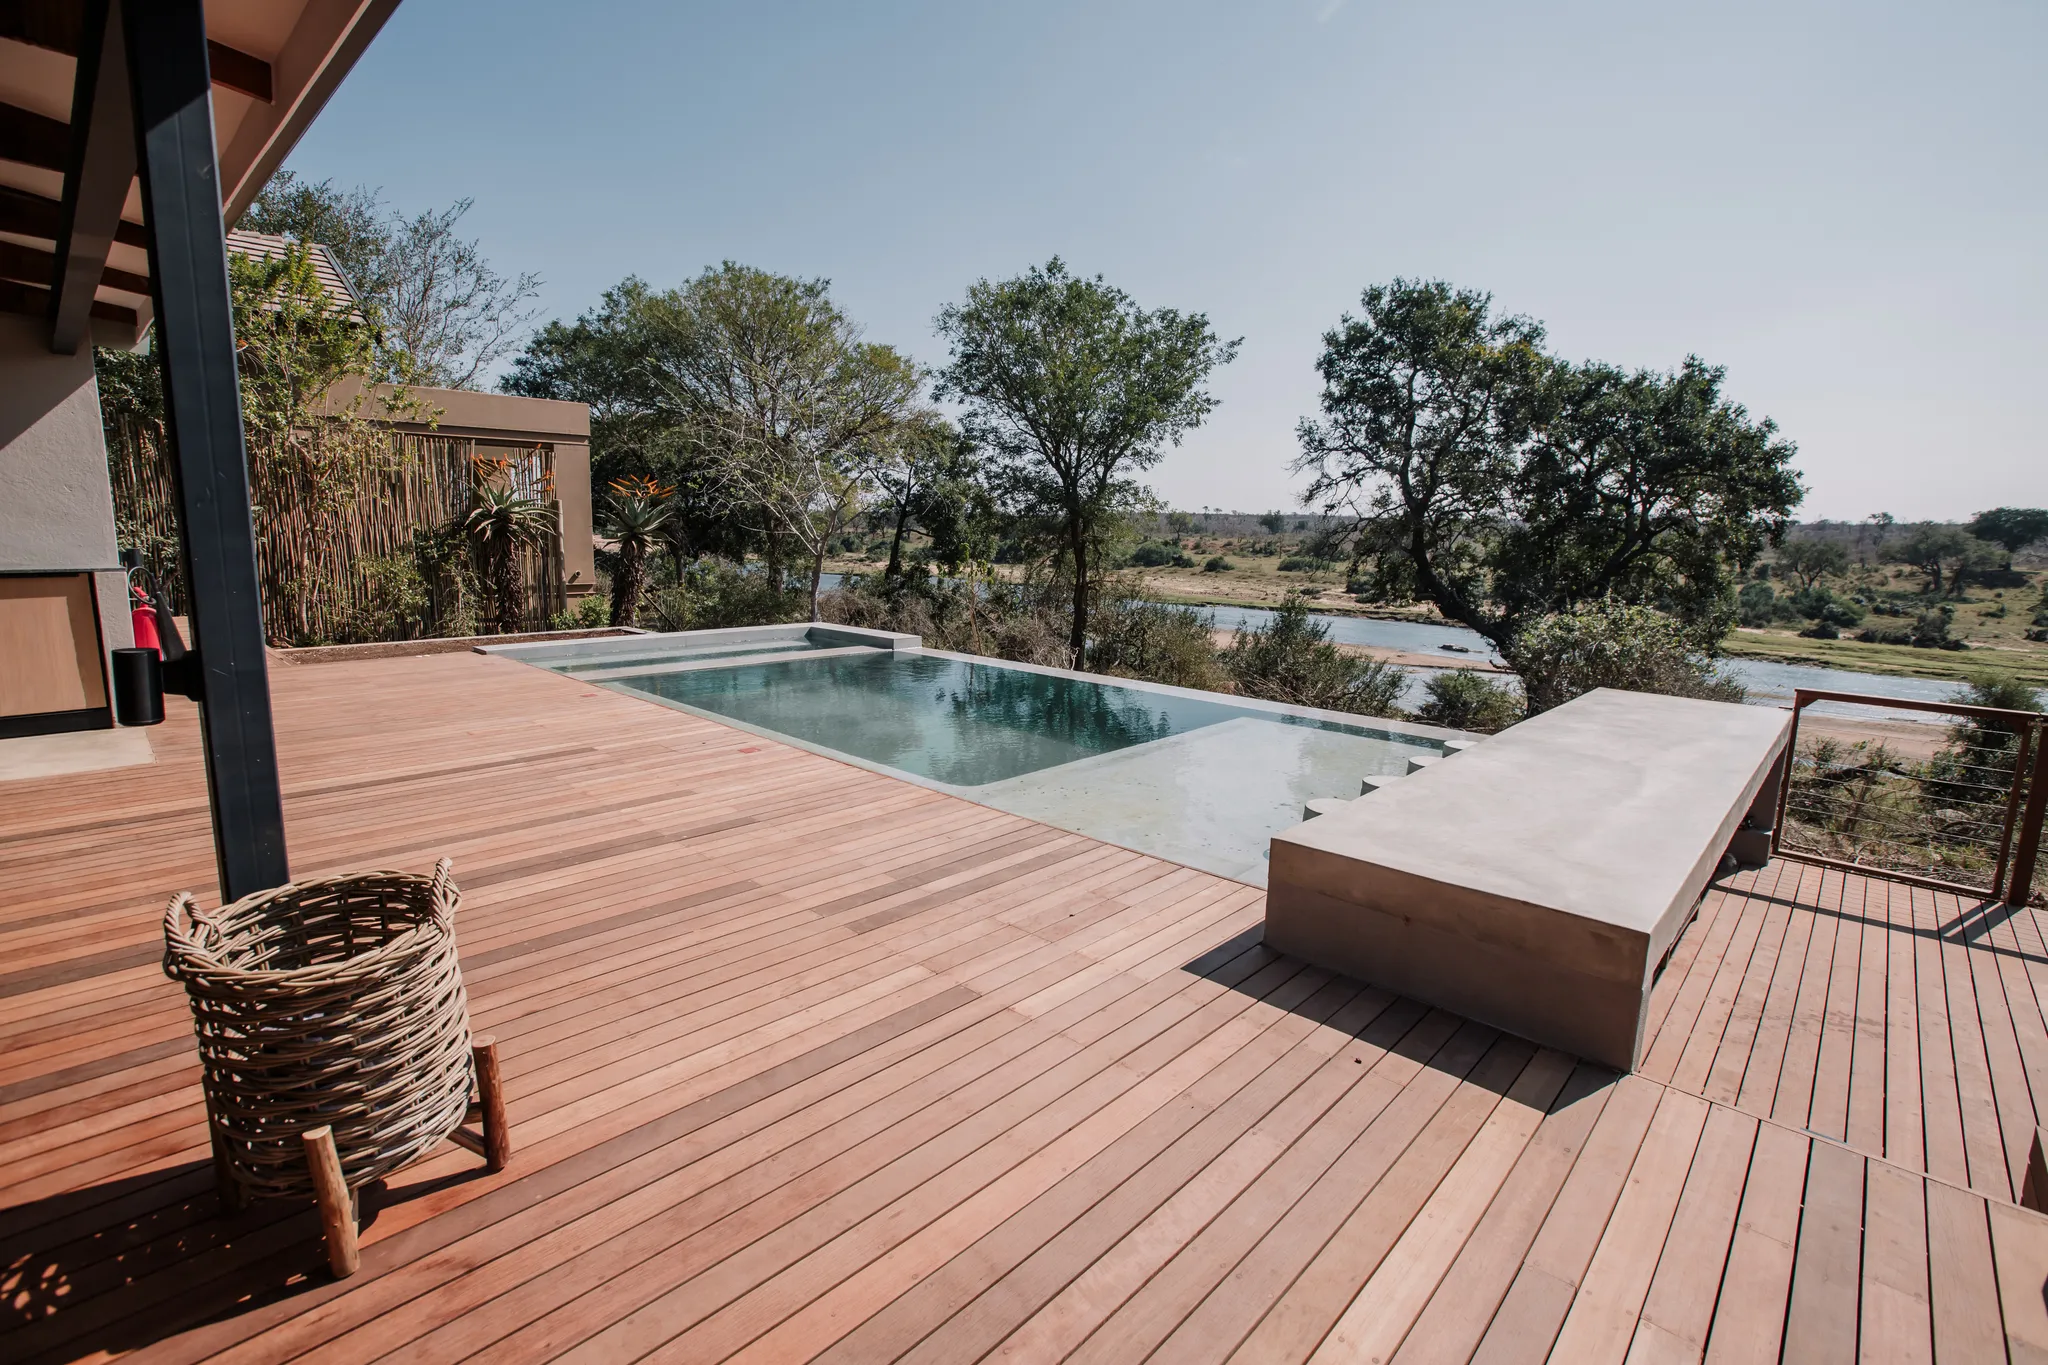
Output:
0 0 399 351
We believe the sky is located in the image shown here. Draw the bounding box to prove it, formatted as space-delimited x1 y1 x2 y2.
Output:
281 0 2045 522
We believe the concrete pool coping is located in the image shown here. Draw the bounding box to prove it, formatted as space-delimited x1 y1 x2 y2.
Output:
485 627 1473 885
477 621 920 666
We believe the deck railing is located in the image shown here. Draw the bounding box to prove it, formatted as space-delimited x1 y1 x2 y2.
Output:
1771 687 2046 905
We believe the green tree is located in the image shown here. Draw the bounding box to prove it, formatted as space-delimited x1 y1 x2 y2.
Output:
501 278 748 567
1295 279 1802 670
872 417 986 581
644 264 926 620
240 170 539 390
936 258 1239 661
1258 510 1288 534
1897 524 1998 595
1967 508 2048 555
1778 538 1849 590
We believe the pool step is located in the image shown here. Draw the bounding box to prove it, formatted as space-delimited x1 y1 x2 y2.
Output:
573 644 880 682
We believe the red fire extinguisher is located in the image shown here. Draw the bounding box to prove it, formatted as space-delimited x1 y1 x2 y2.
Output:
130 578 162 656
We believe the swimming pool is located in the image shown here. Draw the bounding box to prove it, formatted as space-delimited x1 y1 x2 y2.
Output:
492 625 1453 883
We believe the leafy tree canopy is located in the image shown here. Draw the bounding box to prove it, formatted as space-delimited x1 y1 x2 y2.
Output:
241 171 540 390
1778 538 1849 590
935 257 1238 659
642 263 928 618
1295 279 1803 665
1967 507 2048 555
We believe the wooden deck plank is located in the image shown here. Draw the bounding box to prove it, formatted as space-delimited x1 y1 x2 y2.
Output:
1925 1178 2006 1362
1781 1138 1864 1364
1701 1118 1808 1364
1544 1087 1711 1364
8 654 2048 1365
1628 1102 1757 1362
1389 1064 1617 1365
1860 1156 1933 1365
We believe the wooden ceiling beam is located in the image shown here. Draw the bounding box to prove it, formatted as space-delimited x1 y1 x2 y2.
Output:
0 276 134 326
0 100 72 173
0 2 273 103
50 0 139 353
0 237 150 296
0 184 146 248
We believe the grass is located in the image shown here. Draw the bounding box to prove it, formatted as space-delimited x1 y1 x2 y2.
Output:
1722 628 2048 686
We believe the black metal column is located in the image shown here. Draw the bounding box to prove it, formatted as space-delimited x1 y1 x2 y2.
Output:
124 0 289 900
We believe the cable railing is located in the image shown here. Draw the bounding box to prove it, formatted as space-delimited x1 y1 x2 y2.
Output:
1771 688 2045 905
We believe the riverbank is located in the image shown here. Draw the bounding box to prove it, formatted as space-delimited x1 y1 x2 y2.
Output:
1204 628 1507 673
1721 628 2048 686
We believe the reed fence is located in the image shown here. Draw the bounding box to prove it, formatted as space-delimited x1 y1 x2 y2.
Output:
107 416 565 645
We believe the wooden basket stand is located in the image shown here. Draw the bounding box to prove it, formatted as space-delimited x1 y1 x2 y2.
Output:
162 858 510 1277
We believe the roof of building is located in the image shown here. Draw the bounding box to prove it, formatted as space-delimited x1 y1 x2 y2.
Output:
224 228 367 322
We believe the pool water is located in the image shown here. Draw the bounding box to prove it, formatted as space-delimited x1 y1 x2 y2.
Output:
596 648 1444 883
631 651 1298 785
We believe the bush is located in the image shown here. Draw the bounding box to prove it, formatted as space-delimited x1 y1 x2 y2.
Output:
1203 556 1233 573
1412 669 1521 733
818 571 1073 667
1737 581 1779 627
548 594 612 631
1799 621 1840 639
1862 607 1963 650
1128 542 1174 568
1277 556 1334 573
337 554 432 643
1088 598 1225 690
1512 599 1745 715
1789 585 1864 626
1127 541 1196 569
1222 595 1408 717
646 559 806 632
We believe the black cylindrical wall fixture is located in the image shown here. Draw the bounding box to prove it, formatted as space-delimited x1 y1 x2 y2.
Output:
112 647 165 726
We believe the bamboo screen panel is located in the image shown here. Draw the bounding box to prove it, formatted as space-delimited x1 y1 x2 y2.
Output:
107 418 565 645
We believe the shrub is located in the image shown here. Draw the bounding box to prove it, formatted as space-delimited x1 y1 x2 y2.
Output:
1512 599 1745 715
1737 581 1779 627
1864 608 1964 649
1128 541 1175 568
1799 621 1840 639
818 571 1073 667
1203 556 1233 573
338 554 432 643
1789 585 1864 626
1089 598 1225 690
1222 595 1408 717
1127 541 1196 569
1277 556 1334 573
646 559 806 632
548 594 612 631
1413 669 1521 733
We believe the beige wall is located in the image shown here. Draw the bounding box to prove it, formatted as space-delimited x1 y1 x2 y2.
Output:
0 314 120 573
324 378 597 600
0 313 131 719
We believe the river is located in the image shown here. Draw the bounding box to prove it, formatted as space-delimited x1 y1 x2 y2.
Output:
1198 604 1963 723
820 576 1967 723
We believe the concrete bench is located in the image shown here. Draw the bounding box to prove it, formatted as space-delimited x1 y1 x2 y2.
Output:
1264 688 1790 1071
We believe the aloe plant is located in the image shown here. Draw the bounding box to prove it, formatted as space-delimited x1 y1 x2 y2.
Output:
461 482 554 634
604 493 671 628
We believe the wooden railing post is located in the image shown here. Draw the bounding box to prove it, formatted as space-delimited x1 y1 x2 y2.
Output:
2006 719 2048 907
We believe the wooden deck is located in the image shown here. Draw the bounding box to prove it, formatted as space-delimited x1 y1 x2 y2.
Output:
4 648 2047 1363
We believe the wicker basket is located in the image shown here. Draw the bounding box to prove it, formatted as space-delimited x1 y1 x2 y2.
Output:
163 859 475 1201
